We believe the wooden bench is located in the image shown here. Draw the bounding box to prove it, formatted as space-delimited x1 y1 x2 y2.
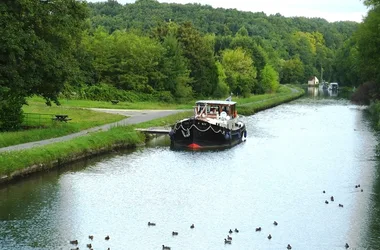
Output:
111 100 119 105
52 114 72 122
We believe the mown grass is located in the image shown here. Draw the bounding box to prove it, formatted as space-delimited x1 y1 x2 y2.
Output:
238 85 304 115
0 111 191 177
27 96 193 110
0 104 125 148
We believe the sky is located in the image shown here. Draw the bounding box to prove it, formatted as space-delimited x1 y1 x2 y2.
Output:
87 0 369 22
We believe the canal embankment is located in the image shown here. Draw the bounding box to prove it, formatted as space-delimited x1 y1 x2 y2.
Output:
0 85 304 185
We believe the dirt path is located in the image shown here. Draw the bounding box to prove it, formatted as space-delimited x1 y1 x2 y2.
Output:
0 109 186 153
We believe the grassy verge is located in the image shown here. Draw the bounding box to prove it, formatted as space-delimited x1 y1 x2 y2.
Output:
238 85 304 115
27 96 193 110
0 104 125 148
0 111 192 180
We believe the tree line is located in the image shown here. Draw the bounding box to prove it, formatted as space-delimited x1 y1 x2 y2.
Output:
0 0 371 131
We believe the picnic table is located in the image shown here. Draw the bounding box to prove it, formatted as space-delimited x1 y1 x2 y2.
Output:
111 100 119 105
52 114 72 122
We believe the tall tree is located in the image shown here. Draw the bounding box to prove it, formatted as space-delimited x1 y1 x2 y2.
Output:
0 0 88 130
355 6 380 83
258 64 279 94
177 22 218 96
221 47 257 97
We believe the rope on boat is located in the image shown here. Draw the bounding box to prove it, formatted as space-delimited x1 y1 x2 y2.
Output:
174 122 225 136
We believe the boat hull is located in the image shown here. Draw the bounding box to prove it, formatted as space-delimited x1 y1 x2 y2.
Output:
169 118 246 150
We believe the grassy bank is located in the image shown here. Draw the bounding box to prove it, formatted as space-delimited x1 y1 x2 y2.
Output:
27 96 193 110
238 85 304 115
0 105 125 148
0 111 192 183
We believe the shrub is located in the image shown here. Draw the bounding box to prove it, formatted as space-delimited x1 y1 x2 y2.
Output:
351 81 379 105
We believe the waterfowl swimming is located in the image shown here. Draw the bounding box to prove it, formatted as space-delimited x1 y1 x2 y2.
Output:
86 243 92 248
273 221 278 226
361 189 363 192
227 235 232 240
339 204 344 207
287 244 292 249
323 190 326 193
229 229 233 234
190 224 195 229
71 248 79 250
325 200 329 204
69 240 78 245
330 196 334 202
355 185 358 188
268 234 272 240
105 235 110 240
234 228 239 233
172 231 178 236
162 245 171 250
224 238 232 244
148 222 156 226
345 243 350 248
89 235 93 240
255 227 262 232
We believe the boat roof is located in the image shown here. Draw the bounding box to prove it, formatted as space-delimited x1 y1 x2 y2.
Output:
196 100 236 105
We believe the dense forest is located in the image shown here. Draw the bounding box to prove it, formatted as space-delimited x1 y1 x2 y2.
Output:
1 0 379 130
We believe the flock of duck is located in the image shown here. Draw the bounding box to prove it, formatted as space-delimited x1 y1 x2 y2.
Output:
322 184 364 249
69 235 110 250
66 184 364 249
146 220 294 249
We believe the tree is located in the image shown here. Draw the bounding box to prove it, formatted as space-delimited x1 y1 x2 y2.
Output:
0 0 88 130
213 61 229 98
355 6 380 83
177 22 218 96
280 57 305 84
363 0 380 6
258 64 279 94
221 48 257 97
159 34 192 100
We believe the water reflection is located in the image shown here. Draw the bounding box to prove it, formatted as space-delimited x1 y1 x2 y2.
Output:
307 86 339 98
0 98 379 250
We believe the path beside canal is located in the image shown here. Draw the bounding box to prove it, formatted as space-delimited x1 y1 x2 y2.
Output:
0 109 184 153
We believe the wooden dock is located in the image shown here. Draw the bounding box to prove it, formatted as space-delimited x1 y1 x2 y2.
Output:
135 127 171 135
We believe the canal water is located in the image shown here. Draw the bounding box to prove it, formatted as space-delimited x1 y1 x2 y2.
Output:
1 89 379 250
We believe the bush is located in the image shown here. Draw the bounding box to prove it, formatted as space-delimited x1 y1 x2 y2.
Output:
351 81 380 105
0 95 25 131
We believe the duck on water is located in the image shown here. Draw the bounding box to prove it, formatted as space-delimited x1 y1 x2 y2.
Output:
169 98 247 150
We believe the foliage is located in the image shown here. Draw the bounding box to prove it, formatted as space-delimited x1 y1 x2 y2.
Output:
257 64 280 94
351 81 380 105
355 6 380 84
221 48 257 97
0 0 88 130
177 22 218 97
213 61 230 98
280 57 305 84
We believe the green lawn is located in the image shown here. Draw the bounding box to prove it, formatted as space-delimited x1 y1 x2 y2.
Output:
27 96 193 110
0 103 125 148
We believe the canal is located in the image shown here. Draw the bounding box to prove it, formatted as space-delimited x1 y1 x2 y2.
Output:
1 90 379 250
